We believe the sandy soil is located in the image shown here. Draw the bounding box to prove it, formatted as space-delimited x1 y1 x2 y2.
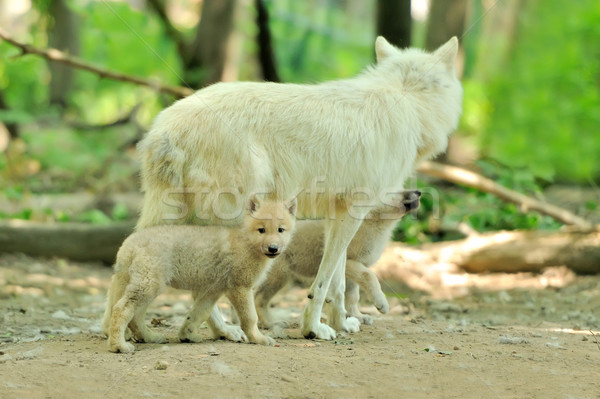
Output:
1 252 599 399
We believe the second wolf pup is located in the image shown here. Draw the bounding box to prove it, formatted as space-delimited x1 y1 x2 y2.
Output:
255 190 421 328
102 196 296 353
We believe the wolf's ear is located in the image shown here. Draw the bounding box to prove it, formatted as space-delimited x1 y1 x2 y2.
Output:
375 36 395 63
248 194 261 214
434 36 459 72
285 197 297 217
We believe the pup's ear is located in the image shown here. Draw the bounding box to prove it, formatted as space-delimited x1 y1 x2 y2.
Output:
248 194 261 214
285 197 297 217
434 36 459 72
375 36 395 63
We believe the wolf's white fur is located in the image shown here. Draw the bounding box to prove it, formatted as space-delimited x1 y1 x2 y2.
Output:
103 197 296 353
255 190 421 327
136 37 462 339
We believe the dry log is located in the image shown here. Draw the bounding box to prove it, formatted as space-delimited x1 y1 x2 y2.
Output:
0 220 134 263
375 229 600 280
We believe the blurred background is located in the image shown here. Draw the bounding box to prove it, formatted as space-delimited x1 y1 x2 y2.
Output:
0 0 599 245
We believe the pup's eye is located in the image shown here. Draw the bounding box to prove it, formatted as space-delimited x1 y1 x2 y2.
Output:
258 228 266 234
278 227 285 233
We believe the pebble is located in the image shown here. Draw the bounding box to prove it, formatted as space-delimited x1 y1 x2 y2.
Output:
154 360 169 370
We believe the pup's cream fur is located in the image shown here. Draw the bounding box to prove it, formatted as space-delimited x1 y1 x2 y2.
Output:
255 190 421 327
136 36 462 339
102 197 296 353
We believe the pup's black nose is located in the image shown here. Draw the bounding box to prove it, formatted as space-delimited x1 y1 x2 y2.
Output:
268 245 278 254
415 190 422 197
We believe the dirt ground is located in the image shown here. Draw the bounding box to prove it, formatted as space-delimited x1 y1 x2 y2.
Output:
1 252 599 399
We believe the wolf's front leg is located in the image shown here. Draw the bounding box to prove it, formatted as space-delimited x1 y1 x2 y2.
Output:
227 288 274 346
302 215 364 340
328 259 360 333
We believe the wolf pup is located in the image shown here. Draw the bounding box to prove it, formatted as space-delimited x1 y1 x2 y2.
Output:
102 196 296 353
136 36 462 340
255 190 421 328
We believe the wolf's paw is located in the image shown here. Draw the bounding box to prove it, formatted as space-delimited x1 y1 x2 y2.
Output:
109 341 135 353
374 295 389 314
339 316 361 333
215 325 247 343
302 322 337 340
250 334 275 346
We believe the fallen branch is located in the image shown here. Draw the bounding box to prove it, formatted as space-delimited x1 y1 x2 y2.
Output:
373 228 600 297
0 219 135 263
0 29 193 98
418 161 594 230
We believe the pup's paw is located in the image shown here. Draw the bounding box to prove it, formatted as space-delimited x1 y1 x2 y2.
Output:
109 341 135 353
178 328 205 343
374 295 389 314
352 313 374 325
139 331 167 344
216 324 247 343
302 322 337 340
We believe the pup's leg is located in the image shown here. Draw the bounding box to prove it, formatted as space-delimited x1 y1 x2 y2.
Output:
178 292 220 343
254 268 290 329
301 215 365 339
188 292 246 342
101 274 119 337
206 305 247 342
129 301 167 344
227 288 274 346
344 279 373 325
345 259 389 315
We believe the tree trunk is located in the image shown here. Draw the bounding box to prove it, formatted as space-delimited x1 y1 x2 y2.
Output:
185 0 238 87
48 0 79 108
425 0 468 51
376 0 412 49
255 0 280 82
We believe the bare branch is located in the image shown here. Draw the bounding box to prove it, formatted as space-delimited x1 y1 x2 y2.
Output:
0 29 193 98
418 161 594 230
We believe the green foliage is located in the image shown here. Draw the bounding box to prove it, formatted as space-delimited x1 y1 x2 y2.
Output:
481 0 600 182
393 162 562 245
267 0 374 82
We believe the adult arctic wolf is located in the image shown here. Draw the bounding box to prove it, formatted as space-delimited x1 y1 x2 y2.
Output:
136 36 462 340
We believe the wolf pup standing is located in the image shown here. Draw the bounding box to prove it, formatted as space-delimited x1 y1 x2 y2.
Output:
102 196 296 353
255 190 421 328
136 36 462 340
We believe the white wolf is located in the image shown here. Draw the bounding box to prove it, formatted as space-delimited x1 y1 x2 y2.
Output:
136 36 462 339
199 191 419 333
255 190 421 328
102 196 296 352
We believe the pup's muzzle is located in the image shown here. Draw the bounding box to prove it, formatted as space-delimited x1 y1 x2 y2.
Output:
265 244 280 258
